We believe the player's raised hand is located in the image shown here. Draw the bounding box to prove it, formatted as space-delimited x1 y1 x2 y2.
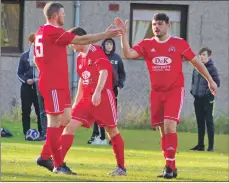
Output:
104 24 122 38
92 91 101 106
114 17 128 34
208 80 217 95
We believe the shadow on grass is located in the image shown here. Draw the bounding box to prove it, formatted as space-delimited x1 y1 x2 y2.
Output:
2 170 228 182
1 172 102 182
175 176 229 182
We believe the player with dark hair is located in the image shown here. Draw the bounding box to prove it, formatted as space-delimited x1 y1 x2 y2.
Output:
34 2 121 175
114 13 217 179
59 27 126 176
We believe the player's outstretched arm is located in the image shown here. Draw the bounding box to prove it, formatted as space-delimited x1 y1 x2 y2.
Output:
70 25 121 45
190 56 217 95
72 78 83 107
114 18 139 59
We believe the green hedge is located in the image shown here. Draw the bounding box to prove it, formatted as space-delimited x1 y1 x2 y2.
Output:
2 105 229 134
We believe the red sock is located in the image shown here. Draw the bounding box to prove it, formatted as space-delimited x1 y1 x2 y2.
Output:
60 134 74 161
46 127 64 168
165 133 177 170
111 133 125 169
40 125 65 160
40 140 50 160
161 136 166 159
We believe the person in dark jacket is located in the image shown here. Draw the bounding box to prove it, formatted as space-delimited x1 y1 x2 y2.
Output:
190 47 220 152
17 34 45 141
87 38 126 145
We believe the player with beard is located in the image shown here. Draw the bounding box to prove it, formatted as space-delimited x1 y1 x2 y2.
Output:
114 13 217 179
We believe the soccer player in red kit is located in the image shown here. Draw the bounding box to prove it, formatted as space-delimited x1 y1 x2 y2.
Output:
114 13 217 179
34 2 121 174
58 27 126 176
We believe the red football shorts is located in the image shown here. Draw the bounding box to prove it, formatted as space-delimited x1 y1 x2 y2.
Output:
150 87 185 126
40 88 71 115
71 89 117 128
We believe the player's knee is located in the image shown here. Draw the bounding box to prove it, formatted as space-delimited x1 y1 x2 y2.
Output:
47 114 61 127
60 117 71 126
63 124 75 135
60 108 72 126
106 127 119 138
62 119 82 135
164 119 177 134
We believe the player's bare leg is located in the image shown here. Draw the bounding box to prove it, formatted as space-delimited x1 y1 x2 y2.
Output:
105 127 126 176
157 120 178 179
60 107 72 126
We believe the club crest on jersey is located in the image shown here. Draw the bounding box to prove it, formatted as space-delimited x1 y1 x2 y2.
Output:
79 64 82 69
168 46 176 52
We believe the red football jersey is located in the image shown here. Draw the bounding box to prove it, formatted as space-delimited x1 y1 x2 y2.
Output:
76 44 113 96
132 35 196 91
34 24 75 91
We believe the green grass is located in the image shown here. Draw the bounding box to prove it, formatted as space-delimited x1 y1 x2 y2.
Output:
1 120 229 181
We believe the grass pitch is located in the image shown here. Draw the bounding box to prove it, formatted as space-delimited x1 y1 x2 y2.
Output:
1 120 228 181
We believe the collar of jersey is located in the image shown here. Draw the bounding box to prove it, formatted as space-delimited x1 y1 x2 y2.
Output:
44 23 61 28
155 34 171 43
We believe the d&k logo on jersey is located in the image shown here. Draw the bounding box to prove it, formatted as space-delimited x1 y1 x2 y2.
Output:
152 56 172 72
152 56 172 65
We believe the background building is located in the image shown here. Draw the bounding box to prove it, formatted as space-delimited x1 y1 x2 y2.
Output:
1 0 228 122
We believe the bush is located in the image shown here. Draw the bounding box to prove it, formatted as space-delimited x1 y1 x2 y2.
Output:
3 105 229 134
1 105 37 124
214 111 229 134
119 108 152 129
119 108 229 134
